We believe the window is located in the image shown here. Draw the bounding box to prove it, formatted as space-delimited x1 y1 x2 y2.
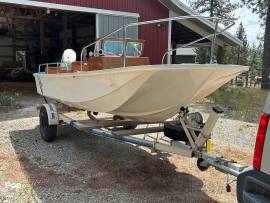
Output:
126 42 143 57
103 41 124 56
101 40 144 57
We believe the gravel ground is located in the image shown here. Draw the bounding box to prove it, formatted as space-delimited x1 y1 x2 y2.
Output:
0 82 258 202
0 111 256 203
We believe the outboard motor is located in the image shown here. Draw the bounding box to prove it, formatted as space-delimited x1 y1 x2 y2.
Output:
61 49 77 67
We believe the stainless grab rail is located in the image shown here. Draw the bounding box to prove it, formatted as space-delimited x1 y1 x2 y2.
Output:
79 15 235 70
38 62 68 73
161 19 235 64
80 27 124 70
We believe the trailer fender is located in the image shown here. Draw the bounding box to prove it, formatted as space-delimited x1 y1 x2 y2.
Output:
41 103 59 125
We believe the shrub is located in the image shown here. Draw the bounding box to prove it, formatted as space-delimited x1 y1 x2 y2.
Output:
207 86 268 122
0 91 19 108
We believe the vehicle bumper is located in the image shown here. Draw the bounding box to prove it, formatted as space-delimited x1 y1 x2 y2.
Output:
237 168 270 203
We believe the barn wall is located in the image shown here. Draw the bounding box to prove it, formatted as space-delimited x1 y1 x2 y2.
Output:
97 15 138 39
0 26 28 67
0 37 12 66
34 0 169 64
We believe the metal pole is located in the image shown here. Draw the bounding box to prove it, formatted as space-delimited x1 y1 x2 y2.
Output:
162 19 234 64
126 15 220 28
80 27 124 71
78 15 234 69
80 49 84 71
210 20 219 64
123 26 127 67
167 20 172 64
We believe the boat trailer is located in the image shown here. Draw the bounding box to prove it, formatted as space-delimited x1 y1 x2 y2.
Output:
39 102 248 182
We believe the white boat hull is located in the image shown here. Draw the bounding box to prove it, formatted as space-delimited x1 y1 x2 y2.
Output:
34 64 248 121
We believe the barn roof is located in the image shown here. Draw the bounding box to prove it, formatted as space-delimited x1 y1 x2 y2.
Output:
0 0 140 17
0 0 242 46
160 0 243 46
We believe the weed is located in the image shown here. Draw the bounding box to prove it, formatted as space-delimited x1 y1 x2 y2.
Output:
0 91 20 108
207 86 268 123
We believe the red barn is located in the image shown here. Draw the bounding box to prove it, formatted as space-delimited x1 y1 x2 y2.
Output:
0 0 242 79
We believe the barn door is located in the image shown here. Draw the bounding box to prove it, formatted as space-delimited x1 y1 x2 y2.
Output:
96 14 138 39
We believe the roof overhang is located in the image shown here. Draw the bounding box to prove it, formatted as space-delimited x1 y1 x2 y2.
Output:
160 0 243 47
0 0 140 18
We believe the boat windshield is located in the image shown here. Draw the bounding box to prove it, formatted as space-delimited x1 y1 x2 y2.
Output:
103 40 143 57
126 42 143 57
103 40 124 56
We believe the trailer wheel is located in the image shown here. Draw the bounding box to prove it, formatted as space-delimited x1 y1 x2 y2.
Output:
197 158 209 171
39 106 57 142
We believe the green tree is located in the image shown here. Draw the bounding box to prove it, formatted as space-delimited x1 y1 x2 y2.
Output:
236 22 249 65
222 23 249 65
248 44 263 77
224 46 237 64
195 48 210 64
189 0 239 20
236 23 248 48
242 0 270 89
189 0 239 64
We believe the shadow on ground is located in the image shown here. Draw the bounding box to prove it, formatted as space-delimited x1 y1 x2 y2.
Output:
9 124 217 202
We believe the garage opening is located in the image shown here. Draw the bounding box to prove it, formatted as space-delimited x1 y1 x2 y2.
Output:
170 21 211 64
0 5 96 81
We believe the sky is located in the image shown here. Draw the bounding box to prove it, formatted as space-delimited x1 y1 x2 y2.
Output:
182 0 263 44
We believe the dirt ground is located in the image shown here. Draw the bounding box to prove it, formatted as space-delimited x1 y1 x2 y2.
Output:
0 82 255 203
0 82 43 121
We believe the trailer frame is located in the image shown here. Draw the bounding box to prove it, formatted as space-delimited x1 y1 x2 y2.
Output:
39 102 248 178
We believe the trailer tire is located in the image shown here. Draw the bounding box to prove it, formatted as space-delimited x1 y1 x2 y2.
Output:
197 158 209 171
39 106 57 142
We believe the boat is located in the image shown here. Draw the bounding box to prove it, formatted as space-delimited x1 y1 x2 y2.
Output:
34 16 248 122
34 16 250 180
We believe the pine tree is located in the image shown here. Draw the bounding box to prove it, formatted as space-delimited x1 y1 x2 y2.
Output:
189 0 239 64
236 23 249 65
242 0 270 89
224 46 237 64
224 23 249 65
195 48 210 64
248 44 263 77
189 0 239 21
236 23 248 48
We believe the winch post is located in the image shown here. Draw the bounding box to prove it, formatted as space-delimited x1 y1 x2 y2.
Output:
195 107 223 147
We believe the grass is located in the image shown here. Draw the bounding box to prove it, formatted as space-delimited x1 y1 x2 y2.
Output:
0 91 20 109
207 86 268 123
